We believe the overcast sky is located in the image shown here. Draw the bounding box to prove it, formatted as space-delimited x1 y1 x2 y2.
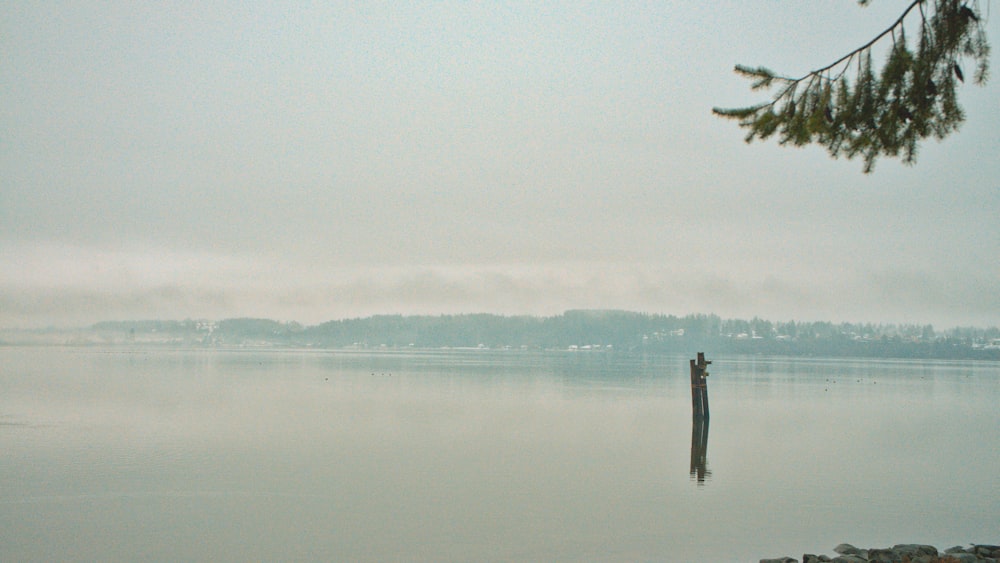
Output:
3 2 998 329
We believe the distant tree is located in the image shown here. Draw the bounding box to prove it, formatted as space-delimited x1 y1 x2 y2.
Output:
714 0 990 172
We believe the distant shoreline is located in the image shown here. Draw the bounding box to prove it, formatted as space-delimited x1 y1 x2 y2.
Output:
2 311 999 361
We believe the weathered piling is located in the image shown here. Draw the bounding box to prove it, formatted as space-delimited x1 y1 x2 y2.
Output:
689 352 711 419
689 414 710 484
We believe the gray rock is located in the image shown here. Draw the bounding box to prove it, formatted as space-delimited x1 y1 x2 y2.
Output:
975 545 1000 557
834 543 863 555
763 541 1000 563
945 553 980 563
868 547 902 562
891 544 939 558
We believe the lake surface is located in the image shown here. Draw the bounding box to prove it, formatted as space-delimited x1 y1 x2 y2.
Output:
2 347 998 561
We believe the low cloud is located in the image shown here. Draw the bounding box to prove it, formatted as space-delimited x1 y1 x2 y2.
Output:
3 241 996 329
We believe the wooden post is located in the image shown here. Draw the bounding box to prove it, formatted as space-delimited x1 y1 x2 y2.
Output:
690 414 710 484
689 352 711 419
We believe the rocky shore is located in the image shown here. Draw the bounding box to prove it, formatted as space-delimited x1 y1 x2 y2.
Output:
761 543 1000 563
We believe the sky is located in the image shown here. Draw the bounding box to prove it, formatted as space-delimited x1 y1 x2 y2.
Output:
2 2 998 329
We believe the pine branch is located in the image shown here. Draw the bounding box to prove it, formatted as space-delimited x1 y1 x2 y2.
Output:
713 0 990 173
792 0 926 83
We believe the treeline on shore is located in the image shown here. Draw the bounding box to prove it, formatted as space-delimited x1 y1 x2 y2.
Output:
29 310 999 360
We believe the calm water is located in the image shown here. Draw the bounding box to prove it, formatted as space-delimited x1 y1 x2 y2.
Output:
2 347 998 561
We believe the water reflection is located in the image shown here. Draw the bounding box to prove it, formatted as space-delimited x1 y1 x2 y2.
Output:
690 416 711 484
5 348 1000 561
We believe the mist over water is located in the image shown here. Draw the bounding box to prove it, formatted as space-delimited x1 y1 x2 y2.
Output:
2 348 998 561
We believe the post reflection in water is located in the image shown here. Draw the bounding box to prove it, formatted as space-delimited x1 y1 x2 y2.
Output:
688 353 712 484
690 415 711 484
